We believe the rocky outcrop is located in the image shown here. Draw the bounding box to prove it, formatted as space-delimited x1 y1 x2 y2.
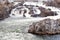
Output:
54 0 60 4
0 2 14 20
44 0 60 7
39 7 58 17
28 6 58 17
0 5 9 20
28 18 60 35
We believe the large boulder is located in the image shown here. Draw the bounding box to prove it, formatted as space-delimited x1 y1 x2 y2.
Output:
0 5 9 20
44 1 57 7
29 7 58 17
44 0 60 7
0 2 14 20
54 0 60 4
39 7 58 17
28 18 60 35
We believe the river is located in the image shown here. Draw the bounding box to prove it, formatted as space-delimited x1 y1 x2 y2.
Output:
0 17 60 40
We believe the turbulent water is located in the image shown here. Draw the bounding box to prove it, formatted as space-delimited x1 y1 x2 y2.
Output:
1 17 60 40
10 2 60 20
1 2 60 40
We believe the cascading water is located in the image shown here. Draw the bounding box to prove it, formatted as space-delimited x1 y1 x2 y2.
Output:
1 1 60 40
10 2 42 18
10 6 30 18
9 2 60 20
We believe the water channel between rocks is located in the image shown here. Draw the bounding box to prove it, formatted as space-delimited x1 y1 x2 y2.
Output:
0 17 60 40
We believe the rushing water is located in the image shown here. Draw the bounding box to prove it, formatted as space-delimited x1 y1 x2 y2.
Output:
1 2 60 40
0 17 60 40
10 2 60 20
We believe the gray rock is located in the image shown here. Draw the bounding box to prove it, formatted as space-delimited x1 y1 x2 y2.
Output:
28 18 60 35
0 2 14 20
45 0 60 8
39 7 58 17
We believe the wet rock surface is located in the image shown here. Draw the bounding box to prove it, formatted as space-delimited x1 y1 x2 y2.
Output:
28 18 60 35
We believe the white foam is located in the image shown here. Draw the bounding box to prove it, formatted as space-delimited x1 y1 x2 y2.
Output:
23 2 37 6
23 2 46 7
10 6 31 18
22 7 31 17
10 2 60 20
10 6 23 18
13 2 21 6
33 7 41 14
10 10 23 18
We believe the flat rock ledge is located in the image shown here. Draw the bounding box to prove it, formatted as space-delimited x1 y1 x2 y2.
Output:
28 18 60 35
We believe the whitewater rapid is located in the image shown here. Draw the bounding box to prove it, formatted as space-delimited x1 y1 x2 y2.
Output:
10 2 60 20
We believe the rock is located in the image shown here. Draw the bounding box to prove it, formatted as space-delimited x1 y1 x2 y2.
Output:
28 18 60 35
0 6 9 20
39 7 58 17
0 2 14 20
29 9 34 14
0 8 8 20
44 0 60 8
55 0 60 4
44 1 57 7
